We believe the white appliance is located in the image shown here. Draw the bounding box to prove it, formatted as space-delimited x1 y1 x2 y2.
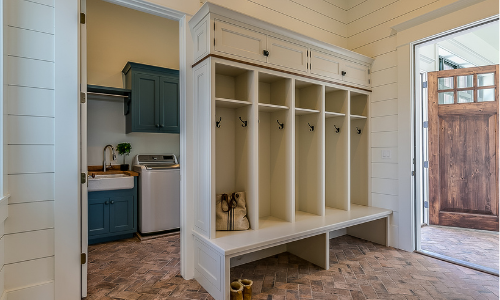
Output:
133 154 180 234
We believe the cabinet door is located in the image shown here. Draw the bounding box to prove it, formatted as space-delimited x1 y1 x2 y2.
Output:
267 36 308 72
340 60 370 87
310 50 342 81
159 75 180 133
214 20 267 62
88 196 110 237
109 195 135 233
133 73 160 132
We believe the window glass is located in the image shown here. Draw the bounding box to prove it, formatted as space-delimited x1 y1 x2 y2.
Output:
457 90 474 103
438 77 454 90
477 73 494 86
438 92 454 104
477 88 495 102
457 75 473 88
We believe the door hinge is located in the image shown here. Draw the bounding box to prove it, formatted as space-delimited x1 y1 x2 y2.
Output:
80 92 86 104
368 79 371 84
80 13 86 24
81 173 86 184
424 161 429 168
423 121 428 128
422 81 428 88
214 38 215 46
368 69 371 74
81 253 87 264
412 170 415 176
424 201 429 208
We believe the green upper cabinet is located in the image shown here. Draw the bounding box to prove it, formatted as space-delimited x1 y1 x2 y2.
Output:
123 62 180 134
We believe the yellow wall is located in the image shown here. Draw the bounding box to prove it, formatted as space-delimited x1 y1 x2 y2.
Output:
87 0 179 88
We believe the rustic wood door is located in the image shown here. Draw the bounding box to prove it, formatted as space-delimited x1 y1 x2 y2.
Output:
428 65 499 231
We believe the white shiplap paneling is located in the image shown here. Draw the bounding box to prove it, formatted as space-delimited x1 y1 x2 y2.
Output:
371 66 397 87
7 145 54 174
6 0 55 34
8 174 54 204
4 257 54 290
371 82 398 102
6 56 54 89
371 99 398 117
370 115 398 132
6 282 55 300
4 229 54 264
5 201 54 234
7 115 55 145
7 86 55 117
372 178 398 196
371 193 399 211
371 131 398 148
371 162 398 179
371 147 398 164
371 50 397 72
6 27 54 62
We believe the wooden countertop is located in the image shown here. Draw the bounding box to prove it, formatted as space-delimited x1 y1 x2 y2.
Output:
88 165 139 177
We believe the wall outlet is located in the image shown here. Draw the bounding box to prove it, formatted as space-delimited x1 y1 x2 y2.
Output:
381 149 391 159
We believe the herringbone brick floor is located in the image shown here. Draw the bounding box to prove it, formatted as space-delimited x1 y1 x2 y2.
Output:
421 225 499 270
85 234 499 300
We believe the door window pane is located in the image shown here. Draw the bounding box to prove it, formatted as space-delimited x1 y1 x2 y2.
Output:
458 90 474 103
438 92 454 104
477 73 495 86
457 75 473 88
477 88 495 102
438 77 454 90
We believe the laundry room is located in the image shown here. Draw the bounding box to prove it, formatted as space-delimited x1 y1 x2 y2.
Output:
83 0 182 292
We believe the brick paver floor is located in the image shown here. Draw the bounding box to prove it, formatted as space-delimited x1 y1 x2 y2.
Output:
86 234 499 300
421 225 499 271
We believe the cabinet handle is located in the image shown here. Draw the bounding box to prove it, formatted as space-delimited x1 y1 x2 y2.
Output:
105 201 109 205
110 201 115 204
263 50 270 57
341 71 347 76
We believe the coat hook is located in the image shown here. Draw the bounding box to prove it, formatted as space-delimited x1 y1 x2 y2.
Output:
334 125 340 133
356 127 361 134
277 120 284 130
239 116 247 127
216 117 222 128
308 122 314 132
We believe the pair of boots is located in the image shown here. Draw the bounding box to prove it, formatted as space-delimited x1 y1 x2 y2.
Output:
230 279 253 300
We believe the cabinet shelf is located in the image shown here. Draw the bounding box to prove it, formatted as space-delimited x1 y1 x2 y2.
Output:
258 103 289 112
295 108 319 115
215 98 251 108
350 114 367 119
325 111 345 118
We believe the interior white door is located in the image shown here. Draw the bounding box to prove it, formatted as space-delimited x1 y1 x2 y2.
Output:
341 60 370 87
214 20 267 62
267 36 308 72
80 0 88 297
310 50 342 81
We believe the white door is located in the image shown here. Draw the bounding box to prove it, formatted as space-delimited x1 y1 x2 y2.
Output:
267 36 308 72
310 50 343 81
80 0 88 297
214 20 267 62
340 60 370 87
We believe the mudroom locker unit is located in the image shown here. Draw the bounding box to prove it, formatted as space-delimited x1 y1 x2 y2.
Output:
188 3 393 300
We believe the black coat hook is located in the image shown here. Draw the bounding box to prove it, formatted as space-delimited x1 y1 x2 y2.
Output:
216 117 222 128
239 117 247 127
334 125 340 133
356 127 361 134
277 120 284 130
308 122 314 131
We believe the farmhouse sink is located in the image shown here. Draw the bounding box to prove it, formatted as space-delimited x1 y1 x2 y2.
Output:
88 173 134 192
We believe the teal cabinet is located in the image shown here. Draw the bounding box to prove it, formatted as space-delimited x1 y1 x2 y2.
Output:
88 178 137 245
123 62 179 134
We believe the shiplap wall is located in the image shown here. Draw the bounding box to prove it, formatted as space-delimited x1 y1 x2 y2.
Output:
3 0 55 298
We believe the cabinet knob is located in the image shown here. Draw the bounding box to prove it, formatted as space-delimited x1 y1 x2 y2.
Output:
160 124 164 128
341 71 347 76
156 124 160 128
263 50 270 57
110 201 115 204
105 201 109 205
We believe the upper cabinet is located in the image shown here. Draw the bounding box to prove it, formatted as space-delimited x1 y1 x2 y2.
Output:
191 4 373 89
123 62 180 134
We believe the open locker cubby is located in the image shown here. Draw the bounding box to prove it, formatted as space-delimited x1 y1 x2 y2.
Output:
325 87 348 210
258 72 291 111
325 87 347 118
350 92 369 206
295 80 321 114
215 63 252 107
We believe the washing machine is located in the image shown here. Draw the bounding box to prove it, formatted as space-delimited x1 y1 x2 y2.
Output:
133 154 180 234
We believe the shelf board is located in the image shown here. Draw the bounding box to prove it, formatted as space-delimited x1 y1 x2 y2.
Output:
295 108 319 115
325 111 346 118
350 114 367 119
87 85 131 101
215 97 251 108
258 103 289 112
199 204 392 256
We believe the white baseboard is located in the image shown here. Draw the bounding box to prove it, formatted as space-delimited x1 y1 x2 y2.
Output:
329 229 346 239
4 281 54 300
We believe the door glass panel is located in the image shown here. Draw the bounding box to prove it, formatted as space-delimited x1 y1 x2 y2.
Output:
457 90 474 103
457 75 473 88
438 77 454 90
477 88 495 102
438 92 454 104
477 73 495 86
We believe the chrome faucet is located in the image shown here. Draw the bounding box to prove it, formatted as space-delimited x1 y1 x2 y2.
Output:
103 145 116 172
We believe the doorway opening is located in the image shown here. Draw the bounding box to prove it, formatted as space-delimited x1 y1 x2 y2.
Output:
414 19 499 275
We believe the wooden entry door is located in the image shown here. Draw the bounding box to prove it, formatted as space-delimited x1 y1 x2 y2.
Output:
428 65 499 231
